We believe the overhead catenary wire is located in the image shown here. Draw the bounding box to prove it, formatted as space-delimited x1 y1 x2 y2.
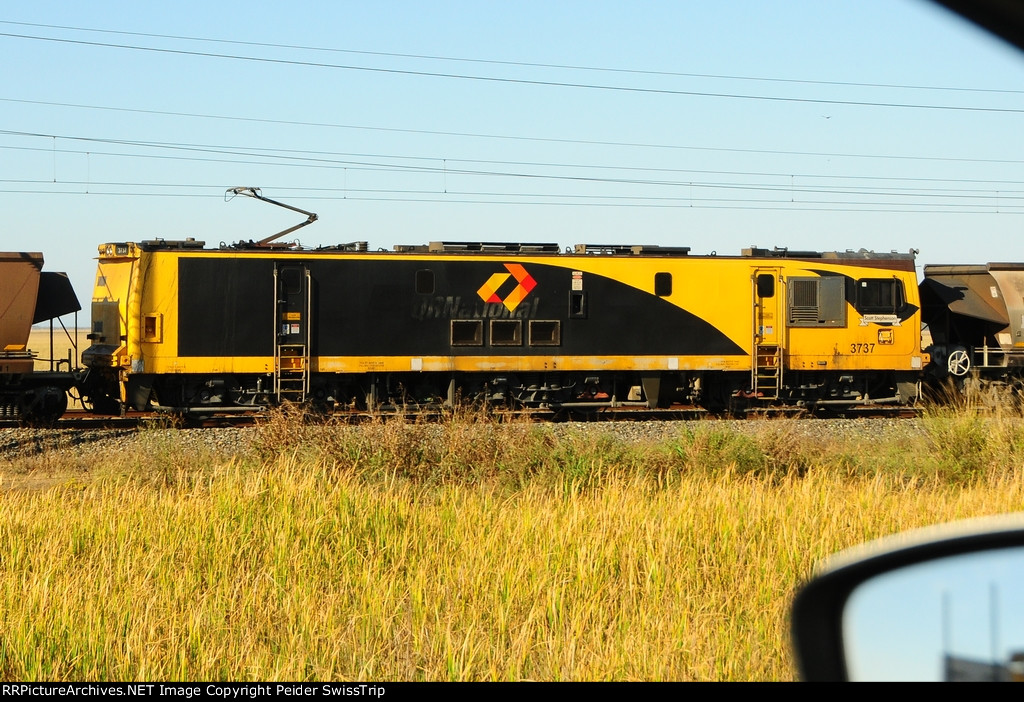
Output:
2 30 1024 114
1 20 1020 226
3 129 1024 193
0 177 1020 215
0 185 1016 215
1 124 1022 218
5 96 1024 173
4 143 1024 203
3 19 1023 97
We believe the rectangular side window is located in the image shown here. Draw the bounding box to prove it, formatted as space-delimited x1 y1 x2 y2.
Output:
279 268 302 294
856 279 904 315
529 320 561 346
490 319 522 346
143 314 163 343
416 269 435 295
569 291 587 319
451 320 483 346
655 272 672 297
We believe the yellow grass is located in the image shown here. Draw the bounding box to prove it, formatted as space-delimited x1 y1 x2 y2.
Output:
1 410 1023 681
26 327 85 410
28 328 83 373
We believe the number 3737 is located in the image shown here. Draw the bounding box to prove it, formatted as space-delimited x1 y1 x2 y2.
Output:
850 343 875 354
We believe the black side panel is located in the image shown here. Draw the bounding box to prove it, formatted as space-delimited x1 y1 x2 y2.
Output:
311 259 744 357
178 258 275 357
176 256 745 359
33 272 81 323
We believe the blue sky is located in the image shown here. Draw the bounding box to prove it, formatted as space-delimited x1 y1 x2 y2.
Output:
3 1 1023 298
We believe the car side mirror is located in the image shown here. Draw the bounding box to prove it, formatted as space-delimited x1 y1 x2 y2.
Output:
791 515 1024 681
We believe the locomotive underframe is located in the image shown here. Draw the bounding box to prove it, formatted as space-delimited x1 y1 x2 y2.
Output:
106 367 920 415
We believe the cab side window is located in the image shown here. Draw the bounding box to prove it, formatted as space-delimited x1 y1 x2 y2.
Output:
856 279 904 315
655 272 672 297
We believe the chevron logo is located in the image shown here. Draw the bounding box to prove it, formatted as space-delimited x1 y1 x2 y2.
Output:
476 263 537 312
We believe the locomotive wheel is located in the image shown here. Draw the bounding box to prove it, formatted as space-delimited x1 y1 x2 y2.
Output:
18 386 68 427
947 348 971 377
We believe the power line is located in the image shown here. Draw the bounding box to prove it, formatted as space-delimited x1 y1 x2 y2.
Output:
10 129 1024 178
2 177 1020 214
6 137 1024 197
1 185 1018 215
4 128 1024 211
4 99 1023 167
3 30 1023 114
3 19 1021 97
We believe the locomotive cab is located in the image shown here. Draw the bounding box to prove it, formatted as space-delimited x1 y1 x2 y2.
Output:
83 241 168 413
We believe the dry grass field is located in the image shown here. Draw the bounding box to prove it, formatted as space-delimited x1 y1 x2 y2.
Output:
27 327 85 409
1 400 1023 681
28 327 83 373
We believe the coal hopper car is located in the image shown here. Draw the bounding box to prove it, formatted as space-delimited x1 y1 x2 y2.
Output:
921 263 1024 382
0 252 82 423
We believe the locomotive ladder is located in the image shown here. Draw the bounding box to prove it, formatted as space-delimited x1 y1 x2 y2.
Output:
275 344 309 403
273 264 312 405
751 269 783 401
752 344 782 400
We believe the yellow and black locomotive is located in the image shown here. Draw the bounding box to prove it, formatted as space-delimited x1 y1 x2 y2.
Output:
81 236 927 414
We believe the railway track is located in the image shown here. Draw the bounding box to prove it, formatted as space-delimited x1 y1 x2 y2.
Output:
0 402 922 430
0 409 255 430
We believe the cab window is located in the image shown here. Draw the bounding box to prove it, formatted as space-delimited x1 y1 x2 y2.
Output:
856 279 904 315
